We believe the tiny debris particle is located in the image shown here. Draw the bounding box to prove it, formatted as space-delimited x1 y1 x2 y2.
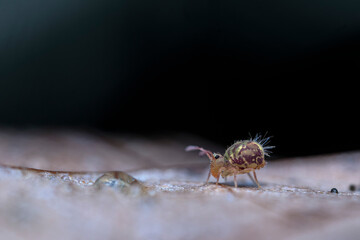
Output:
330 188 339 194
349 184 356 192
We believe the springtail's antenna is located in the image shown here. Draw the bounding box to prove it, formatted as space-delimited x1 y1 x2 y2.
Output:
185 145 215 161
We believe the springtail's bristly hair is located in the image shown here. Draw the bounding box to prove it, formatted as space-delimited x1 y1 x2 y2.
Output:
249 133 275 157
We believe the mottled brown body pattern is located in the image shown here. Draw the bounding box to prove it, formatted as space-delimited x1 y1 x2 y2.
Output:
224 141 266 171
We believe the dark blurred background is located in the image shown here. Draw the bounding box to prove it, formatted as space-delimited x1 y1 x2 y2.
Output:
0 0 359 158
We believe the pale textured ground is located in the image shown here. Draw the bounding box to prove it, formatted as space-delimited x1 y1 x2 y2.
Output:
0 129 360 240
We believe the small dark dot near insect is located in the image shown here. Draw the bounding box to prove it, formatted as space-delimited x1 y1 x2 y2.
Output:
349 184 356 191
214 155 219 159
330 188 339 194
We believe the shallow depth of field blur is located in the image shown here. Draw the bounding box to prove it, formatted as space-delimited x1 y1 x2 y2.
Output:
0 1 360 240
1 0 359 157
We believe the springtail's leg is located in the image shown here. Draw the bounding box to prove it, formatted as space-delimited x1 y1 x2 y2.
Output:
253 170 261 189
205 168 211 185
247 173 257 186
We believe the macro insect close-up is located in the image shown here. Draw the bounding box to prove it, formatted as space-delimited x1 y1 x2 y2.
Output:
186 134 274 188
1 0 359 239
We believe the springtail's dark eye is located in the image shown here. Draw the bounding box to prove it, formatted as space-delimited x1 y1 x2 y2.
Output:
214 154 220 159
